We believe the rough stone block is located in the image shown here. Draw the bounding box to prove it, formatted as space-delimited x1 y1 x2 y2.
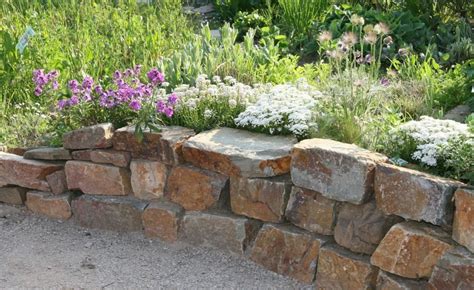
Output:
285 186 338 235
230 175 291 222
291 139 388 204
250 223 331 284
142 200 184 242
112 125 195 165
65 161 131 196
0 186 27 205
182 211 261 255
166 165 228 211
46 170 68 195
315 244 379 289
63 123 114 150
72 195 148 232
0 152 63 191
428 246 474 290
24 147 71 160
371 221 453 279
377 271 428 290
334 201 402 255
90 149 131 167
71 149 93 161
453 187 474 253
26 191 73 220
183 128 297 177
130 160 169 200
375 163 463 226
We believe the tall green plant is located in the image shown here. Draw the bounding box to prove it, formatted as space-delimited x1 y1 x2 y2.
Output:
277 0 330 36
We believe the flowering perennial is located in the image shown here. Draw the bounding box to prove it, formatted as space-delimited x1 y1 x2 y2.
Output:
235 78 324 137
32 69 59 96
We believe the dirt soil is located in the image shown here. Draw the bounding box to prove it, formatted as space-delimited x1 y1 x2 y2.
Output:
0 204 307 289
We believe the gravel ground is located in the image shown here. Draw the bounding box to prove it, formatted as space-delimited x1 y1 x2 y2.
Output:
0 204 307 289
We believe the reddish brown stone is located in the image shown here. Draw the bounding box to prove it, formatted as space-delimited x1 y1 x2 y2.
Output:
315 244 379 289
182 211 261 254
130 160 169 200
230 175 291 222
0 186 27 205
291 139 388 205
112 126 195 165
377 271 428 290
26 191 73 220
72 195 148 232
182 128 296 177
24 147 71 160
334 201 402 255
63 123 114 150
65 161 131 196
165 165 228 211
250 223 331 284
71 149 93 161
285 186 338 235
90 149 131 167
428 246 474 290
370 221 453 279
7 147 27 156
46 170 68 195
0 152 63 191
143 200 184 242
453 187 474 253
375 163 464 226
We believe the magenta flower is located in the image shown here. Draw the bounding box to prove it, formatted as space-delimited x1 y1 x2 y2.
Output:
147 68 165 86
164 106 174 118
129 100 142 111
167 93 179 105
57 99 68 110
82 76 94 91
68 80 80 94
34 86 43 96
68 95 79 106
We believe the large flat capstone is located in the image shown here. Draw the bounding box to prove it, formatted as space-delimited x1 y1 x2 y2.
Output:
63 123 114 150
291 139 388 204
182 128 297 177
0 152 63 191
23 147 71 160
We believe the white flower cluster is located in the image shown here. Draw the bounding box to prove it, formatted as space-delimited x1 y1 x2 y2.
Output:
172 74 270 109
235 78 324 136
393 116 472 166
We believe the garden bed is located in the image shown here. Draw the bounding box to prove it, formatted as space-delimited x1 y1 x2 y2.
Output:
0 123 472 287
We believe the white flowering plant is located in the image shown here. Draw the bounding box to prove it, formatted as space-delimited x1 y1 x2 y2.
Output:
167 74 268 132
389 116 474 183
235 78 323 138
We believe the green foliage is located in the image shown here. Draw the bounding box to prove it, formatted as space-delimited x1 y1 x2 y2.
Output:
277 0 330 37
212 0 270 20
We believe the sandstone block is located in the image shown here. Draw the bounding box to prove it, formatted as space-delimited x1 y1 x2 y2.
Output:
285 186 338 235
46 170 68 195
250 223 331 284
370 221 453 279
26 191 73 219
0 152 63 191
428 246 474 290
183 128 296 177
182 211 261 254
71 149 93 161
230 175 291 222
72 195 148 232
291 139 388 204
143 200 184 242
453 187 474 252
375 163 463 226
334 201 402 254
24 147 71 160
0 186 27 205
112 125 195 165
315 244 379 289
130 160 169 200
63 123 114 150
376 271 428 290
65 161 131 196
90 149 131 167
166 165 228 211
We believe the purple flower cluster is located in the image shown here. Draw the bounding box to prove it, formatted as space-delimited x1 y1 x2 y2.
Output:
32 69 59 96
156 93 179 118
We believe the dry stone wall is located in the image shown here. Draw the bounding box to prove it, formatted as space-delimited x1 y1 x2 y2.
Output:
1 123 473 288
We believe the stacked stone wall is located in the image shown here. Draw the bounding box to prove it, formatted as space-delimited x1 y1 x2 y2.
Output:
1 123 472 288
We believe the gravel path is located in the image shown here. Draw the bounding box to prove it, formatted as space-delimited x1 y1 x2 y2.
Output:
0 204 306 289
